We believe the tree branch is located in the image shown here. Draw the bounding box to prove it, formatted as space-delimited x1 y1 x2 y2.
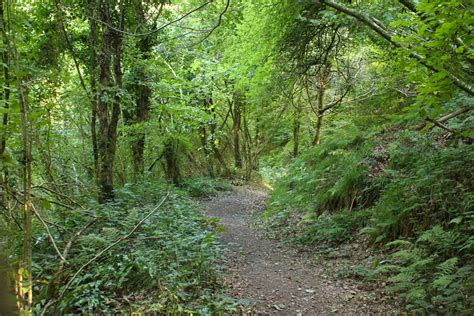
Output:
199 0 231 42
436 105 474 124
31 203 65 262
398 0 417 13
89 1 212 37
425 117 455 134
318 0 474 97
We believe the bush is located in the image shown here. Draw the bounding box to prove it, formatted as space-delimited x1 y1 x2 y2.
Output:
182 177 232 198
264 124 375 244
32 181 236 314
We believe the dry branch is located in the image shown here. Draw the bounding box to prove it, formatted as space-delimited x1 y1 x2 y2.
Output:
31 203 65 262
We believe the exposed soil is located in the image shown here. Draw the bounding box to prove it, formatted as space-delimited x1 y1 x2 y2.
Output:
200 185 397 315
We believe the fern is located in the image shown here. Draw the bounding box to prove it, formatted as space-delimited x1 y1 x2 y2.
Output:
436 257 459 278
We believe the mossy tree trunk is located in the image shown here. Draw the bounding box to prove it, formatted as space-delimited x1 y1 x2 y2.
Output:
89 0 124 203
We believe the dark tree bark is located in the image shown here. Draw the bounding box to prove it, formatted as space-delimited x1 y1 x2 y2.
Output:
199 126 214 177
89 14 99 181
15 39 33 316
232 92 242 168
204 95 230 176
164 139 180 186
0 0 11 218
123 60 151 178
89 0 124 203
0 0 9 158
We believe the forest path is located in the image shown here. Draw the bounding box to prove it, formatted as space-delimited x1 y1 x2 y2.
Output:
200 186 394 315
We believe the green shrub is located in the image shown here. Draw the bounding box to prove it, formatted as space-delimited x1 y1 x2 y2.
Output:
182 177 232 198
32 181 236 314
264 124 375 244
266 124 372 215
366 132 474 242
298 209 371 245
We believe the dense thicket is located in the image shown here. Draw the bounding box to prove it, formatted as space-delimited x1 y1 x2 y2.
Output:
0 0 472 314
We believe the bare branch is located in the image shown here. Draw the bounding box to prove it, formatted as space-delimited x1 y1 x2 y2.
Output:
89 1 212 37
425 117 456 134
33 185 85 209
436 105 474 124
31 203 65 262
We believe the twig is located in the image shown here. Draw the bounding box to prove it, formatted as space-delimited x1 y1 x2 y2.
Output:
59 219 97 269
425 117 455 134
12 189 75 210
198 0 230 43
417 105 473 131
148 151 165 172
436 105 474 124
88 2 211 37
33 185 85 209
31 203 65 262
39 219 97 315
425 117 474 143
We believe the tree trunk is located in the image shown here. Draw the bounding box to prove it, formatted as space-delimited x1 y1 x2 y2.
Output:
9 1 33 308
164 139 180 186
199 126 214 177
313 112 323 145
242 111 254 179
0 0 11 224
17 59 33 316
88 9 99 183
123 64 150 179
207 96 230 176
0 0 9 158
312 80 326 145
293 108 301 157
90 1 124 203
232 92 242 168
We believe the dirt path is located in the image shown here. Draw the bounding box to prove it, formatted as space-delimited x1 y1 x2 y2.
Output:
201 186 395 315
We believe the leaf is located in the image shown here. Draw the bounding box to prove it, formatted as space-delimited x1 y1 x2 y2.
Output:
449 217 463 225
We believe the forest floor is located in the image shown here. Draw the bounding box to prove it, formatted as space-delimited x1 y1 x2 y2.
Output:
200 185 397 315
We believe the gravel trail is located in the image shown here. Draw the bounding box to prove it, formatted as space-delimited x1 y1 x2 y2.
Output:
200 186 395 315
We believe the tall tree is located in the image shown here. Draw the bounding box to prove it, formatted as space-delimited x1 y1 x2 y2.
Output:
88 0 124 202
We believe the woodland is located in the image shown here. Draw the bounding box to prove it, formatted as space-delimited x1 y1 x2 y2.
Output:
0 0 472 314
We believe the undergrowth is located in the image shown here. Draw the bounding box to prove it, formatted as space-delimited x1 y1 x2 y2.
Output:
30 181 236 314
263 124 474 314
182 177 232 198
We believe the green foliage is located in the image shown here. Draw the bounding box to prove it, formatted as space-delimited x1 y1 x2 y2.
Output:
182 177 232 198
269 125 371 220
3 0 473 314
32 182 236 314
376 226 474 313
298 209 371 245
264 127 474 312
366 132 474 242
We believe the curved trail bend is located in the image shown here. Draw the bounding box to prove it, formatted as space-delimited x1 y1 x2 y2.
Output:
201 186 394 315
